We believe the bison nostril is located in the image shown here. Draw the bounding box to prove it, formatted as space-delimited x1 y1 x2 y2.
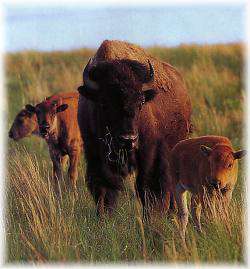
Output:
118 134 138 149
119 134 138 142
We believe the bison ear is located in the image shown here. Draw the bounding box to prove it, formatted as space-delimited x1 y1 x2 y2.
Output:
25 104 36 114
233 150 246 160
77 85 99 102
200 145 212 157
56 104 68 113
144 89 158 102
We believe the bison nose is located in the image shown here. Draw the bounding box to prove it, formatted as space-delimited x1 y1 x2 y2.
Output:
210 179 220 190
118 134 138 150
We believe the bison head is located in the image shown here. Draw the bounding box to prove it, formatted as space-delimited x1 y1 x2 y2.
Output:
9 108 38 140
200 144 246 190
78 58 157 152
26 99 68 139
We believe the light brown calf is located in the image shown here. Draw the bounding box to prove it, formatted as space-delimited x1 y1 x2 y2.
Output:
25 92 83 192
170 135 246 240
9 99 68 170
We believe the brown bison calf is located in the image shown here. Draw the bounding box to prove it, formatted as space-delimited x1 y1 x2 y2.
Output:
170 135 246 240
9 107 69 175
25 92 83 192
9 108 39 140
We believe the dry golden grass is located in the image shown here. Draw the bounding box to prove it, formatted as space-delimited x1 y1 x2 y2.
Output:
6 43 245 263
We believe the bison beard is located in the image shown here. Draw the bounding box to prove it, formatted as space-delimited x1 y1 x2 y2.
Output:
98 126 137 174
77 40 192 218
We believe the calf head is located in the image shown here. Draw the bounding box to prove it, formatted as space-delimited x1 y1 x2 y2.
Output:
78 58 157 152
26 99 68 139
9 108 38 140
200 144 246 190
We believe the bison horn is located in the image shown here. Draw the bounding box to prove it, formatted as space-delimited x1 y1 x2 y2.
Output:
83 58 99 91
142 60 154 90
147 60 154 82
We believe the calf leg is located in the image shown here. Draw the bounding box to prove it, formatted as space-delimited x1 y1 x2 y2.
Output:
48 146 63 182
191 195 202 233
51 156 63 195
222 189 233 210
68 150 80 191
175 183 188 243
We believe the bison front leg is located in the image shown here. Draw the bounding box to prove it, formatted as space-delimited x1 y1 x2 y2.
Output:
138 141 174 219
68 149 81 192
135 175 150 220
94 187 119 218
96 187 106 218
87 173 119 218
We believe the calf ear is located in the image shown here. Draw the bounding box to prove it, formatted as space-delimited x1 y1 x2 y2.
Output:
56 104 68 113
78 85 99 102
200 145 212 157
143 89 158 102
233 150 246 159
25 104 36 113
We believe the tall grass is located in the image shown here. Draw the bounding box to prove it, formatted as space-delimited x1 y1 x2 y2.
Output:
5 43 245 263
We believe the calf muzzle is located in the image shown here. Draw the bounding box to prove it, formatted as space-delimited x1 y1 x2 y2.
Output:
39 124 50 138
9 130 17 140
210 179 221 190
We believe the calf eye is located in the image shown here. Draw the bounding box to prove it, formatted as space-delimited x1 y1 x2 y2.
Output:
227 163 233 168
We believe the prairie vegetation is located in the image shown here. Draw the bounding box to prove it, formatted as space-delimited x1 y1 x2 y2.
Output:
6 43 246 263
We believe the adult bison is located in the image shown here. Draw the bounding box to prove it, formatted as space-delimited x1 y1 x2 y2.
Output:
77 40 192 217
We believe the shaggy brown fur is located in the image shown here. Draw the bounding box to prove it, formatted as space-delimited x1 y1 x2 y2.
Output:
170 135 246 240
77 40 192 217
26 92 83 192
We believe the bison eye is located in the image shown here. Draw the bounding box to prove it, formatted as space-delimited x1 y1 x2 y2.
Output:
139 97 145 110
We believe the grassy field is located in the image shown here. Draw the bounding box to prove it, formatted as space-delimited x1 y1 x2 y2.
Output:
5 43 246 263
